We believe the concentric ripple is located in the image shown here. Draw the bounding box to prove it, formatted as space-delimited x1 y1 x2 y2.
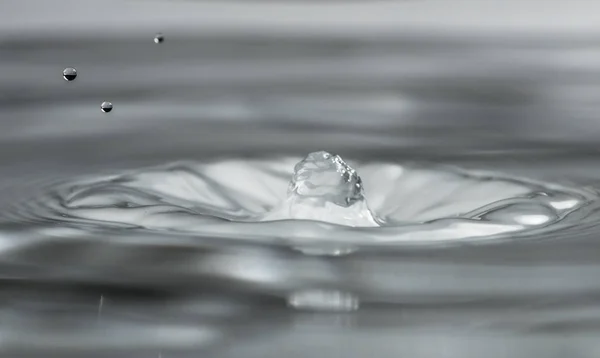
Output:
7 152 594 248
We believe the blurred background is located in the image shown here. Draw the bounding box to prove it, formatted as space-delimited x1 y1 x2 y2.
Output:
3 0 600 357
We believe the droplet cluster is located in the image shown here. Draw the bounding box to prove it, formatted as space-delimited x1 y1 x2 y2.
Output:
62 33 165 113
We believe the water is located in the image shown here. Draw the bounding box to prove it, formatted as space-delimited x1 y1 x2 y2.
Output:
281 151 377 227
287 289 360 311
63 67 77 81
101 101 113 113
4 15 600 358
27 151 591 247
154 33 164 44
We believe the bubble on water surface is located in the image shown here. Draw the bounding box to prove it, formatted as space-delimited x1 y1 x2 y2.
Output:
154 33 164 44
62 67 77 81
100 102 113 113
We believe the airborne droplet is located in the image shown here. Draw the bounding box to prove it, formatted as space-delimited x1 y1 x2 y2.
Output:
100 101 113 113
62 67 77 81
154 33 164 44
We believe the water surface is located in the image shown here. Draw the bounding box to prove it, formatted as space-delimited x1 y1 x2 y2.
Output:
3 30 600 357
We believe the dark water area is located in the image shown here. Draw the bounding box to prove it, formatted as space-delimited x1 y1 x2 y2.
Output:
3 30 600 357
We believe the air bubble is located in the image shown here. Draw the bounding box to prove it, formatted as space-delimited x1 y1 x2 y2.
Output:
154 33 164 44
62 67 77 81
100 101 113 113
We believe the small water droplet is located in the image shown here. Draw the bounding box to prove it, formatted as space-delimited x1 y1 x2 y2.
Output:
287 289 359 312
62 67 77 81
154 33 164 44
100 101 113 113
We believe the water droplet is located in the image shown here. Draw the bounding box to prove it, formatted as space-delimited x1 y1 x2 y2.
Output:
154 33 164 44
62 67 77 81
287 289 359 312
100 101 113 113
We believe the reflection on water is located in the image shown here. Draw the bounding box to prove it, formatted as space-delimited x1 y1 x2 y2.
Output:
3 27 600 357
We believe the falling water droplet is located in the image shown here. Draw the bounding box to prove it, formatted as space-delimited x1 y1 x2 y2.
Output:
100 101 113 113
154 33 164 44
62 67 77 81
287 289 360 312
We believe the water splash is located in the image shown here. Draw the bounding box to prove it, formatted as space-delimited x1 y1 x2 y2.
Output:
13 151 592 247
289 151 364 207
264 151 379 227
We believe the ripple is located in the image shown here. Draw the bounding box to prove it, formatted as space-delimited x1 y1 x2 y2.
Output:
7 153 594 248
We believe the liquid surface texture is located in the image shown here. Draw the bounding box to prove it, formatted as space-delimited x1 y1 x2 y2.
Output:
21 152 588 248
4 16 600 357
